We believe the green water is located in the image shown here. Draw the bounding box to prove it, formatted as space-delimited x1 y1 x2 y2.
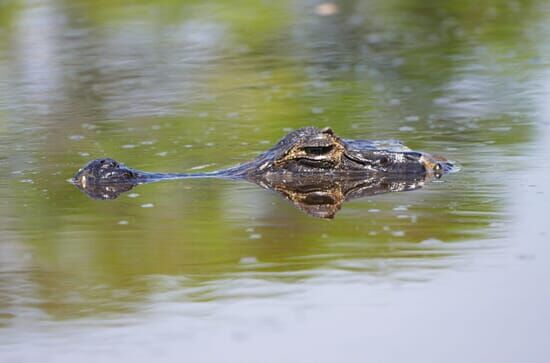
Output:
1 0 549 361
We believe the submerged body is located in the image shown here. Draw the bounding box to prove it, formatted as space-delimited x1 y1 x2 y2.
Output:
72 127 455 218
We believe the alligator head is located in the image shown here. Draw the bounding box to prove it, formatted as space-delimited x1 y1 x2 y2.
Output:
236 127 453 177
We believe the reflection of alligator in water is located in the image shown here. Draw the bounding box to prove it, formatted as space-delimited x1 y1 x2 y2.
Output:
252 173 429 219
72 127 455 218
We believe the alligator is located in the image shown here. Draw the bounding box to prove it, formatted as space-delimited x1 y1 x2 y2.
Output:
72 127 455 218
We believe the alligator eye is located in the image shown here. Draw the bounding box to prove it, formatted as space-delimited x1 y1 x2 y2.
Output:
302 145 334 155
434 163 442 172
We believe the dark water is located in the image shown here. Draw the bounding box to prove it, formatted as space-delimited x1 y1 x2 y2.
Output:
1 0 549 362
